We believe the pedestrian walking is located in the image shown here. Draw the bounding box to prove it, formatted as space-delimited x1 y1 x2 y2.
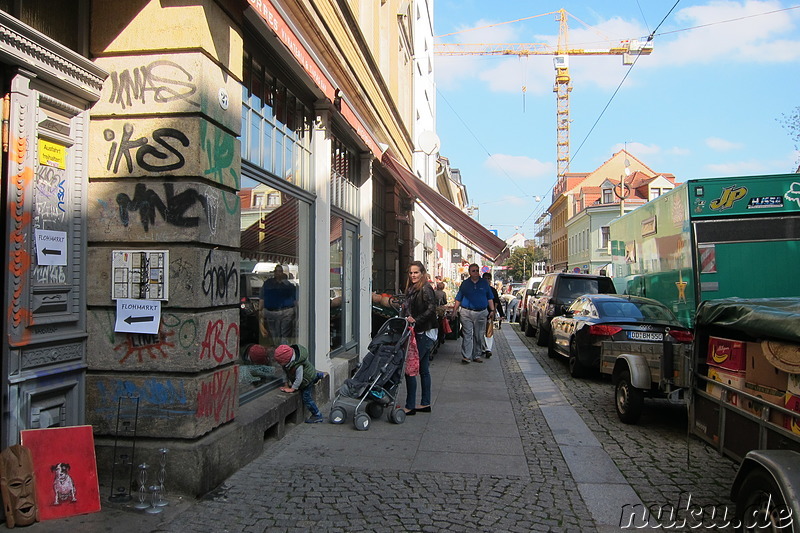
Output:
401 261 437 415
451 264 496 363
273 344 326 423
506 293 520 323
482 273 505 357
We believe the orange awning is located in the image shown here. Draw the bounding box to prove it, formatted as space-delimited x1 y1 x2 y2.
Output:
381 154 509 263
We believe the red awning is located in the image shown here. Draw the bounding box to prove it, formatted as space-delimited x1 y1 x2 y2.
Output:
381 154 509 263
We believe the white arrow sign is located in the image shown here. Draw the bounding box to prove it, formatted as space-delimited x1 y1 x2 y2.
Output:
115 299 161 334
35 229 67 266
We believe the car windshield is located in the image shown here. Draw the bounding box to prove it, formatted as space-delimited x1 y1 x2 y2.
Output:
558 278 601 299
596 300 676 322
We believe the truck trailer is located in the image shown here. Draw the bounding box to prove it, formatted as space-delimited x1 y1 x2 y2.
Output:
609 173 800 327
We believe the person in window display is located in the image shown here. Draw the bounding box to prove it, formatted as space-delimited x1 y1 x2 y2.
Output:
259 264 298 346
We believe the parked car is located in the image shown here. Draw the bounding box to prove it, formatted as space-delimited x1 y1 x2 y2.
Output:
524 272 616 345
517 276 543 331
549 294 693 379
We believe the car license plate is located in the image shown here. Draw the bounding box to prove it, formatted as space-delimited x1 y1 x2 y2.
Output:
628 331 663 342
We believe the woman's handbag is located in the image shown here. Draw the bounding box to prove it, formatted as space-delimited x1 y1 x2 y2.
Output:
441 316 452 334
405 328 420 377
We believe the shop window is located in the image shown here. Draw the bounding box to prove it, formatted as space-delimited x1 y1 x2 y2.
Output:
330 135 359 216
238 176 309 400
242 49 313 191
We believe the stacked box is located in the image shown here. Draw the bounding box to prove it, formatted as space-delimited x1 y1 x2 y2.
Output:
745 341 788 391
784 392 800 436
707 337 747 371
707 366 746 406
788 373 800 396
742 383 785 425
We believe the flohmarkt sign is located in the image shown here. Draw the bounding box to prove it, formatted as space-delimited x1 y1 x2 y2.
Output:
114 299 161 334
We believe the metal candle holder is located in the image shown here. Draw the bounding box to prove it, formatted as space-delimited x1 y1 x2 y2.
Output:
156 448 169 507
134 463 150 510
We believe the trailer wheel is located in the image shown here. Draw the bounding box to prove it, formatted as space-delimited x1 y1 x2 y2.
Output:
366 402 384 420
329 406 346 424
735 468 789 532
615 370 643 424
568 338 586 378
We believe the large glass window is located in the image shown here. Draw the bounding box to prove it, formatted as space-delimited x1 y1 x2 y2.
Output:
242 48 313 191
238 176 309 398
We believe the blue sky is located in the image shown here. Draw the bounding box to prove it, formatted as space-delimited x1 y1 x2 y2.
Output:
434 0 800 240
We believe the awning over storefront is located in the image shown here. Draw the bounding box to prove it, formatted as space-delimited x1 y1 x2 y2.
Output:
381 154 509 263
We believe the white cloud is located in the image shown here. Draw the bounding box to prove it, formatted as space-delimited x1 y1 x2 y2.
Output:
705 159 768 174
651 0 800 67
484 153 555 179
611 141 662 155
706 137 745 151
667 146 692 156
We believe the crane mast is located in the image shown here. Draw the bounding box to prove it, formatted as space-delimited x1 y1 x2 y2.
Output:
435 9 653 180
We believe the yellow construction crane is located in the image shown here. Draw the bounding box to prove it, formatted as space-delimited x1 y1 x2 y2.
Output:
435 9 653 180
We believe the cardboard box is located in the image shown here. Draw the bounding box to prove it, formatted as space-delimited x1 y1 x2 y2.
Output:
707 337 747 372
783 392 800 436
706 367 746 406
706 382 739 406
788 373 800 396
742 383 785 424
745 341 789 391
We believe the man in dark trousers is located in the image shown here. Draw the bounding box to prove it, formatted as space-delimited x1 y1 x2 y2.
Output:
451 264 496 364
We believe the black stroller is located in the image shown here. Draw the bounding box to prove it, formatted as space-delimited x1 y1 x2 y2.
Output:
329 316 412 430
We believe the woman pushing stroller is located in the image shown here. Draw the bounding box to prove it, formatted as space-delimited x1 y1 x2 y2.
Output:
401 261 438 416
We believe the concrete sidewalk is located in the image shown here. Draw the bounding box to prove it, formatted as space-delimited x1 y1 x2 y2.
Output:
20 325 645 532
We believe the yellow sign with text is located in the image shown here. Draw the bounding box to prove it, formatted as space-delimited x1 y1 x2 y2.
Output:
38 139 66 169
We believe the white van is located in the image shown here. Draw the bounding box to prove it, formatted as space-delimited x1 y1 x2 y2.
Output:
517 276 543 329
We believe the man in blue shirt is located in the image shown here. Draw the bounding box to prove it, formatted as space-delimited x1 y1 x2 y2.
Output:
452 264 496 363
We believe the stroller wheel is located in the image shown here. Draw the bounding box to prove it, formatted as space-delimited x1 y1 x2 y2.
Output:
354 413 370 431
366 402 384 420
329 406 346 424
390 407 406 424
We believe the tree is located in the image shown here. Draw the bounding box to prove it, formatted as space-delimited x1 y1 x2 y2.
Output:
778 106 800 172
504 245 546 282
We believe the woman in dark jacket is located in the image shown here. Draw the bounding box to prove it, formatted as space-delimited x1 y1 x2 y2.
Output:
402 261 438 415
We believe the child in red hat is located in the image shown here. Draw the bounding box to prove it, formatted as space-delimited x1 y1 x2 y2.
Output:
274 344 326 423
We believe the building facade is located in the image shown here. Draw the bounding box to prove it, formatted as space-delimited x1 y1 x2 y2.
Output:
0 0 507 496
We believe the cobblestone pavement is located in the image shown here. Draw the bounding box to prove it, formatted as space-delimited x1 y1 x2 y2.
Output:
513 324 741 531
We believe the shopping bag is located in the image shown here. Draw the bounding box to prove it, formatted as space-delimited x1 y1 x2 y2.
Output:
442 316 453 334
486 319 494 338
405 329 419 377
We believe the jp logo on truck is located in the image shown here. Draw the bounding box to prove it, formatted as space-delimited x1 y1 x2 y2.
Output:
709 186 747 210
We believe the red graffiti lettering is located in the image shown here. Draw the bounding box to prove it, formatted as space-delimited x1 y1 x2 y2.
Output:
199 320 239 363
114 324 175 364
195 367 238 423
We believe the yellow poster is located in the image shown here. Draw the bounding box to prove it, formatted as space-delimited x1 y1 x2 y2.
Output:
38 139 66 169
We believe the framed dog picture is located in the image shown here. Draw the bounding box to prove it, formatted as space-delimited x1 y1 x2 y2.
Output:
20 426 101 520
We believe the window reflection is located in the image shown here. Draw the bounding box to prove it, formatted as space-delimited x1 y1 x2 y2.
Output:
330 215 343 350
239 181 302 394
